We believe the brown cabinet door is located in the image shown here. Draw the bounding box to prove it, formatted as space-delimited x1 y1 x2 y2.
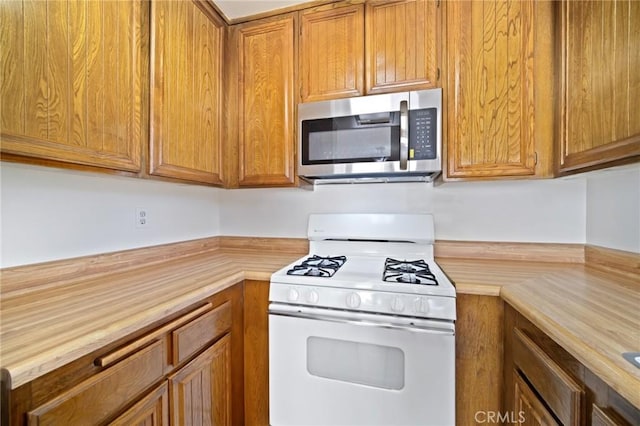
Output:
445 0 553 179
231 14 297 187
300 3 364 102
365 0 440 94
169 334 232 426
514 371 561 426
0 0 146 172
150 0 224 185
27 340 166 426
110 382 169 426
558 0 640 173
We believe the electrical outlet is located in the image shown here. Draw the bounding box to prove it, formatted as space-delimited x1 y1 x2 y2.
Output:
136 208 148 228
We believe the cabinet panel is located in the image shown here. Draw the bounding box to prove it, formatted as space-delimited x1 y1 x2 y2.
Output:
445 0 552 178
150 0 224 184
0 0 146 171
558 0 640 172
365 0 439 94
27 340 165 426
514 371 560 426
172 301 231 365
234 15 296 187
110 382 169 426
169 334 232 426
300 3 364 102
513 328 583 426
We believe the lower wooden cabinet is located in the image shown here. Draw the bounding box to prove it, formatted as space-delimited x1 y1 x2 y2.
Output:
5 284 243 426
169 334 232 426
513 370 561 426
110 382 170 426
504 303 640 426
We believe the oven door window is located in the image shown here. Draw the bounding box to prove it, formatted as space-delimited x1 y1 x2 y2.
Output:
301 113 400 165
306 336 405 390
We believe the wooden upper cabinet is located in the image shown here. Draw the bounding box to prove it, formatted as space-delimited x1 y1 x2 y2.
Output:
0 0 147 172
150 0 224 185
365 0 439 94
231 14 297 187
558 0 640 173
445 0 553 179
300 3 365 102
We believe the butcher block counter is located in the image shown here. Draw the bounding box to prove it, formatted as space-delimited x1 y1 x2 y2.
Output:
1 237 638 413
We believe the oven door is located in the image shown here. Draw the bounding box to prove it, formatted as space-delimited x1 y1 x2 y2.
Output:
269 303 455 426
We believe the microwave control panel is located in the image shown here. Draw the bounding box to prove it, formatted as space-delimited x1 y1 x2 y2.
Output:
409 108 437 160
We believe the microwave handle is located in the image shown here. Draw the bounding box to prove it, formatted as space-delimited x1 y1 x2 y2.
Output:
399 100 409 170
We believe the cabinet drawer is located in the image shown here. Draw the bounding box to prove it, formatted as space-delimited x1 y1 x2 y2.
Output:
28 340 165 425
513 328 583 425
592 405 632 426
172 301 232 365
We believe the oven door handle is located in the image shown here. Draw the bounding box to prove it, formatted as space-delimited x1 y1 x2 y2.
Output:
269 303 455 335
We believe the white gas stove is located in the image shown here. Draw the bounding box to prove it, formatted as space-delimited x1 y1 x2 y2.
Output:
270 213 456 321
269 213 456 426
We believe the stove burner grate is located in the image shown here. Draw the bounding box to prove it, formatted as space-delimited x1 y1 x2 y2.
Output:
286 255 346 278
382 258 438 285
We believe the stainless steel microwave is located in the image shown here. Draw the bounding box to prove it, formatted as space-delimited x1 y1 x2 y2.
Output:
298 88 442 184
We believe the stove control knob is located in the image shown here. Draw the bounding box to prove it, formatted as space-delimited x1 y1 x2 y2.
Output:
307 290 320 304
414 298 430 314
287 288 299 302
390 297 405 313
346 292 361 309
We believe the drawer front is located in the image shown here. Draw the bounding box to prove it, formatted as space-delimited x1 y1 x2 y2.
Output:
172 301 232 365
28 340 165 425
592 405 631 426
513 328 583 426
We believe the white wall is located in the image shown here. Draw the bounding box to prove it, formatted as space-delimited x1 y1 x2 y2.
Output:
0 163 221 267
586 164 640 253
220 178 587 244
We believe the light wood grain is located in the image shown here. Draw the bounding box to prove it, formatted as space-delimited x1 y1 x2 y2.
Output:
149 0 224 185
559 0 640 174
219 236 308 253
300 2 365 102
501 270 640 409
585 245 640 280
233 14 297 187
435 240 585 263
0 237 221 297
0 0 145 172
169 334 231 426
444 0 553 179
365 0 439 94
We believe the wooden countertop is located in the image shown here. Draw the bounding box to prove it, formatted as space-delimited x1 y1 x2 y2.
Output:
1 240 638 410
0 248 300 390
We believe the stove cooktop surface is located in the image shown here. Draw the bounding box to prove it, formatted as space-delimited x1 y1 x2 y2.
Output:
274 253 455 298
